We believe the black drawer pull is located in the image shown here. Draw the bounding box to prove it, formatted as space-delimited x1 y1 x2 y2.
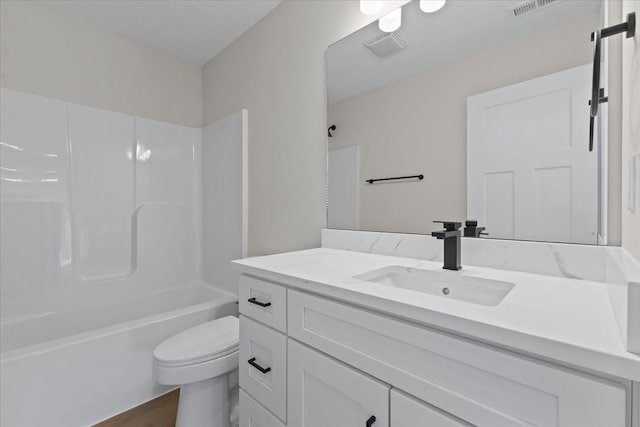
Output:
248 297 271 308
247 357 271 374
366 415 376 426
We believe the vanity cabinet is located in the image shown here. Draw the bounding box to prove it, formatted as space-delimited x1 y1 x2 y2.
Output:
391 390 472 427
238 274 287 332
239 315 287 421
238 274 629 427
239 390 285 427
288 339 389 427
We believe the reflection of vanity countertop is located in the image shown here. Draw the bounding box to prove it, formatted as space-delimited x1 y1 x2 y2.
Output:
233 247 640 381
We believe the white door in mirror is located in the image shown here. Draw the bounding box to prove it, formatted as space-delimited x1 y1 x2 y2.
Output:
467 64 597 244
328 146 360 230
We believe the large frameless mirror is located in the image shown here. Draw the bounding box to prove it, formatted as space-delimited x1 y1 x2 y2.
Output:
327 0 610 244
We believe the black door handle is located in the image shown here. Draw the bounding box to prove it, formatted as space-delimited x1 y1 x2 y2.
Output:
247 297 271 308
366 415 376 426
247 357 271 374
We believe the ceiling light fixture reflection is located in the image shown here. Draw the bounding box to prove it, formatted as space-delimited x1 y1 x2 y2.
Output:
360 0 383 15
379 8 402 32
419 0 446 13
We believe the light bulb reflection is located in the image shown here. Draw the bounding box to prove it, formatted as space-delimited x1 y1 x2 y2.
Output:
379 8 402 32
420 0 446 13
360 0 383 15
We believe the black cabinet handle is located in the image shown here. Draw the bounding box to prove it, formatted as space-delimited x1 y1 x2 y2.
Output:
366 415 376 426
247 297 271 308
247 357 271 374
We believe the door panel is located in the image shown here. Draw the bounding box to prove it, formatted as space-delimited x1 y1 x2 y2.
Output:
239 316 287 422
468 64 597 244
328 145 360 230
391 389 472 427
288 339 389 427
239 390 285 427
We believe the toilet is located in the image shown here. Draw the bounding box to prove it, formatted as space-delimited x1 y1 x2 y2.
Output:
153 316 239 427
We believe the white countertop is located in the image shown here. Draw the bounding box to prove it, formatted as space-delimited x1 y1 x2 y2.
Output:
233 248 640 381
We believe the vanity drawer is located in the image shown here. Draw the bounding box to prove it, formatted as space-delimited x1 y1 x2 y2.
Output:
239 315 287 422
391 389 472 427
239 275 287 332
288 290 627 427
240 390 286 427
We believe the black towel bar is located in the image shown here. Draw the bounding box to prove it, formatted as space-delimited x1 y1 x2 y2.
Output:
366 174 423 184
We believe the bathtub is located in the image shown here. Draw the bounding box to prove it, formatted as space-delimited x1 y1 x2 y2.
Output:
0 282 238 427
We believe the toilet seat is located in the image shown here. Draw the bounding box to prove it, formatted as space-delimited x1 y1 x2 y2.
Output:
153 316 239 386
155 345 238 368
154 316 239 366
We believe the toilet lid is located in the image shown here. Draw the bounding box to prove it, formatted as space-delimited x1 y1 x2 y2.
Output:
154 316 239 365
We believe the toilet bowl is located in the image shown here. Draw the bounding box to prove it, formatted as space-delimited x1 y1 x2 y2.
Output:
153 316 239 427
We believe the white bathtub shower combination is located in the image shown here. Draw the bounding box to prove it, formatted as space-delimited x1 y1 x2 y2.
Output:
0 89 247 426
1 284 237 426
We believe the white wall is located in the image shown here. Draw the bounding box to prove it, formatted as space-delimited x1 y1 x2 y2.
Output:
203 1 409 256
0 1 202 127
328 13 598 235
621 0 640 261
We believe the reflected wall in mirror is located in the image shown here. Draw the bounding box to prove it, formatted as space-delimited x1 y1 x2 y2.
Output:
327 0 608 245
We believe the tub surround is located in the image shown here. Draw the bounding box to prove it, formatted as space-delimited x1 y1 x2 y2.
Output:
0 288 237 427
0 88 202 305
0 88 246 426
0 283 236 358
233 233 640 382
202 110 249 295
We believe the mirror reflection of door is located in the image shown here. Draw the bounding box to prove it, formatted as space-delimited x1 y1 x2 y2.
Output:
467 64 597 244
328 146 360 230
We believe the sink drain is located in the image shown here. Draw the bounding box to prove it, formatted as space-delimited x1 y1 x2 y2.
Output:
442 287 450 295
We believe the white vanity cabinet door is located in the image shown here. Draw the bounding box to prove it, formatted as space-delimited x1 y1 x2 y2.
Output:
288 339 389 427
391 390 472 427
288 290 627 427
240 390 286 427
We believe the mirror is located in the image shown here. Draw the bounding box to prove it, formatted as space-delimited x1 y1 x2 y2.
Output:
327 0 607 244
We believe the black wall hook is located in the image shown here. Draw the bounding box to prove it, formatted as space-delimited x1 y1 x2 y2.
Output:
328 125 336 138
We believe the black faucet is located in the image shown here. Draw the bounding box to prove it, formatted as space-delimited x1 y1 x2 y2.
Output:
431 221 462 271
463 220 488 238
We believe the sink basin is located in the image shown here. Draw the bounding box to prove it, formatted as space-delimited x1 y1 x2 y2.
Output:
355 266 515 306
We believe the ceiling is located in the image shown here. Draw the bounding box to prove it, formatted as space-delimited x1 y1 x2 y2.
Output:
38 0 282 65
328 0 601 105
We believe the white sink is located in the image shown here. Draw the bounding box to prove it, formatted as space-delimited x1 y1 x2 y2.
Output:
355 266 515 306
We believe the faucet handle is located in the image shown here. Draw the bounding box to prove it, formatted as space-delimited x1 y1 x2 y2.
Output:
465 220 478 227
433 220 462 231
